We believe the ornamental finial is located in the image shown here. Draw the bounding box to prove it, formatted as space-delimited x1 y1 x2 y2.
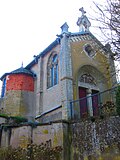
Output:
79 7 86 16
77 7 91 32
21 61 23 68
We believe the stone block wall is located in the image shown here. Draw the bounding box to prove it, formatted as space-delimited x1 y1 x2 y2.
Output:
70 116 120 160
0 74 35 118
33 123 63 147
0 119 68 159
0 124 64 148
2 90 35 119
0 116 120 160
5 91 21 115
37 106 62 123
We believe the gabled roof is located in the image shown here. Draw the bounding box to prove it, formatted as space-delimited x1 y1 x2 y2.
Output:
70 31 110 54
25 31 110 70
1 29 109 81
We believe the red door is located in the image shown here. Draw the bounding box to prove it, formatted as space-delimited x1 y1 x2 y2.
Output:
79 87 87 118
92 90 99 116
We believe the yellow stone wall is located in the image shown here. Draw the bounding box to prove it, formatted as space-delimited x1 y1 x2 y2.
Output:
5 91 21 116
70 40 112 100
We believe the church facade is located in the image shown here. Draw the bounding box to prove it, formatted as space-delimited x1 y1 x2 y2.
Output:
0 8 116 122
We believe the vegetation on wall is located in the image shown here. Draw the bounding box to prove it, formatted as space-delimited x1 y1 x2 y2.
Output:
116 85 120 115
0 109 28 124
0 113 8 119
9 116 28 124
101 101 116 116
0 144 62 160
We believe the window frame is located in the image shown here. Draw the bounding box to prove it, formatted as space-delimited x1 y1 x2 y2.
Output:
47 53 59 89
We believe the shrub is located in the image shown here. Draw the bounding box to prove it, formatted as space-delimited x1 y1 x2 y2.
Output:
100 101 116 116
116 85 120 116
0 144 62 160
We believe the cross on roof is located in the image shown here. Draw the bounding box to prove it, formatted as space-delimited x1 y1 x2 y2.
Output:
79 7 86 16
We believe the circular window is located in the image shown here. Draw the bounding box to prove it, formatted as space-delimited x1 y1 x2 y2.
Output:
84 44 95 57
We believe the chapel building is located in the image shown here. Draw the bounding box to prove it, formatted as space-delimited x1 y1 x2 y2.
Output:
0 8 117 122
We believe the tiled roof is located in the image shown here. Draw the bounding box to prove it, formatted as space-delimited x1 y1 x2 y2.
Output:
0 67 35 81
10 67 34 75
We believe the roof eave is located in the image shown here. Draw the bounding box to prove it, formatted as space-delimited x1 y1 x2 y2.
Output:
0 73 9 81
25 38 60 69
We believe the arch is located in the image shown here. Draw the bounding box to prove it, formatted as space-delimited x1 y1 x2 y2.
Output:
77 65 107 91
77 65 108 117
47 52 58 88
79 73 96 86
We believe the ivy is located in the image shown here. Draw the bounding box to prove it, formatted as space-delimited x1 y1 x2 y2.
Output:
116 85 120 116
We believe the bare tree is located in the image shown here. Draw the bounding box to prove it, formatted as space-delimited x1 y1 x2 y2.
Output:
90 0 120 82
92 0 120 61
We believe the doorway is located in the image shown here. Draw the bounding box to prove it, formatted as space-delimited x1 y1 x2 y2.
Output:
79 87 99 117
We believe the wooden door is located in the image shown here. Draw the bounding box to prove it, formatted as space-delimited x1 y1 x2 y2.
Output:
79 87 87 118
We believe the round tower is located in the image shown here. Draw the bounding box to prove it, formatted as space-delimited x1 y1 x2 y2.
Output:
1 67 35 120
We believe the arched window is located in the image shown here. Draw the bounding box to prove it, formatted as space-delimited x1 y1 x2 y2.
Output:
84 44 95 57
47 53 58 88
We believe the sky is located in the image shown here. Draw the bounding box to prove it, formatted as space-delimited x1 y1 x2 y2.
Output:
0 0 119 91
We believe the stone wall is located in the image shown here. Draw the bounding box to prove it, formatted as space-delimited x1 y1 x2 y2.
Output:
31 45 62 116
42 45 61 112
70 116 120 160
0 98 4 109
0 121 64 148
70 35 113 101
1 90 35 119
0 119 67 159
36 106 62 123
0 116 120 160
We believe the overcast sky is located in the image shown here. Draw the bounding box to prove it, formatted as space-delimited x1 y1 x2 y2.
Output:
0 0 114 91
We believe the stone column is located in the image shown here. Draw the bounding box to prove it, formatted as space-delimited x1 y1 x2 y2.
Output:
59 23 73 120
86 88 93 117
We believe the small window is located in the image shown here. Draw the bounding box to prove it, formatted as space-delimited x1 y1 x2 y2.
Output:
47 53 58 88
84 44 95 57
